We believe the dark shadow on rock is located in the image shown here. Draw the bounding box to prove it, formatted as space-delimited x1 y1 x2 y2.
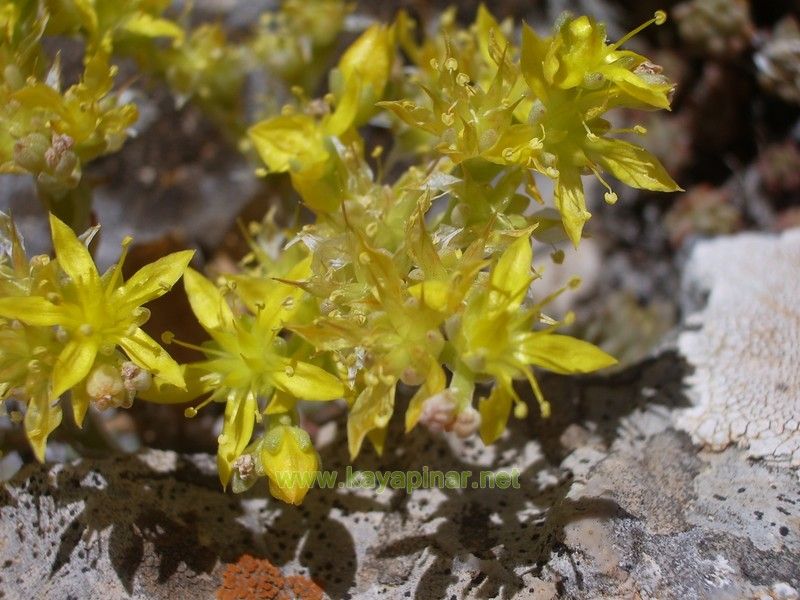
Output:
332 351 689 598
9 454 258 595
529 350 693 464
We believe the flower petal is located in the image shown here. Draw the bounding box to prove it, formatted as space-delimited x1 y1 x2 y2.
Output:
347 380 394 460
490 233 533 311
53 339 98 398
217 392 257 487
119 328 185 389
478 384 513 445
555 168 589 248
115 250 194 309
25 389 63 462
183 268 234 333
49 213 101 305
405 361 446 433
0 296 69 326
590 138 682 192
271 358 344 401
519 333 617 374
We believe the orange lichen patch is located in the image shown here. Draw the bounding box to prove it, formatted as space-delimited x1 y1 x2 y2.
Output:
284 575 324 600
217 554 325 600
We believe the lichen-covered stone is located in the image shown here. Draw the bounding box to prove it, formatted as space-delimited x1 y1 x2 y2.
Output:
676 229 800 466
1 350 798 599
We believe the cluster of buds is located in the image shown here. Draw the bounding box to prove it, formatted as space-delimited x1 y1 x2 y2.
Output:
13 133 81 198
418 391 482 439
85 361 152 411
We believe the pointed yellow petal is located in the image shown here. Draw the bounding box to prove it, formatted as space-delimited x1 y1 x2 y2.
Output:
183 268 234 332
25 391 63 462
521 24 551 100
520 333 617 374
590 138 682 192
122 13 184 42
53 339 98 398
264 390 297 415
71 382 91 427
347 381 395 460
49 213 101 303
405 361 446 432
119 328 185 388
136 363 210 404
478 384 513 445
490 232 533 310
217 393 257 487
115 250 194 309
0 296 70 326
271 358 344 401
247 114 328 173
407 280 450 313
555 168 589 248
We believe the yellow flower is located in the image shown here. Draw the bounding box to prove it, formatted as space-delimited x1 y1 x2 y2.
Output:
0 214 192 414
452 231 617 443
247 24 396 212
519 11 681 246
181 262 344 486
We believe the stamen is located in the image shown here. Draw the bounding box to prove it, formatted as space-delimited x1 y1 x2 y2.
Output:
184 396 214 418
588 164 618 204
609 11 668 52
161 330 227 358
106 235 133 291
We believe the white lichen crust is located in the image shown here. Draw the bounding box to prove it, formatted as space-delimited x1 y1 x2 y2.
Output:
677 229 800 466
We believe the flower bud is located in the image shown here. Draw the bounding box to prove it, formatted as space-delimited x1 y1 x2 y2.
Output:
419 390 458 433
452 406 481 438
261 425 319 505
86 364 126 410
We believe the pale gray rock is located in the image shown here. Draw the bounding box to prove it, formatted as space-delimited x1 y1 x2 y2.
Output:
2 350 798 599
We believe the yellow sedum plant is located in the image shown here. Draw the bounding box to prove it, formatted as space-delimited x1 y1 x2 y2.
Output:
0 4 681 505
0 212 192 460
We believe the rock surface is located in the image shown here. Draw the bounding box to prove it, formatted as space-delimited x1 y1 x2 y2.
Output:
1 348 798 599
676 229 800 465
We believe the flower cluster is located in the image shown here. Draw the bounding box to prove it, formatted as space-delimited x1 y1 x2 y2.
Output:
0 212 192 460
0 0 351 225
0 4 681 506
185 7 679 505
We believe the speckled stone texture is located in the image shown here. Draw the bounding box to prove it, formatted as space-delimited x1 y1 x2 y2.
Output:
1 348 798 599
